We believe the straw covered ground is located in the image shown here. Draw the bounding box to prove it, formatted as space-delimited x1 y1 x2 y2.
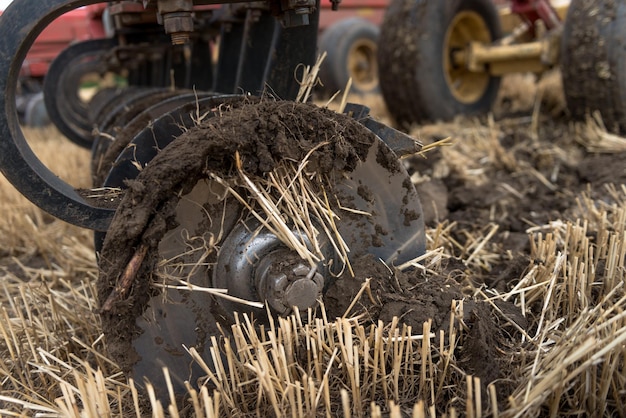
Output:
1 70 626 417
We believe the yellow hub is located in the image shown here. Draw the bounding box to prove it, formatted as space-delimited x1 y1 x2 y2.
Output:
443 11 492 104
347 38 378 92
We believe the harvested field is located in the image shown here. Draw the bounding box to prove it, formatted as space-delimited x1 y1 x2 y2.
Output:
1 70 626 417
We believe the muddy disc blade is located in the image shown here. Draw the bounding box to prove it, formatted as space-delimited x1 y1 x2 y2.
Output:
131 179 241 393
97 100 425 400
334 138 425 267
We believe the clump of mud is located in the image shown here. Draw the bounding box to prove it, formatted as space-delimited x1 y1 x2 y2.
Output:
324 253 526 392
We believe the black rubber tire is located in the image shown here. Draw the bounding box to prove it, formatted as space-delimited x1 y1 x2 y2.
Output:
318 17 380 96
378 0 502 127
43 38 117 148
24 92 50 127
561 0 626 133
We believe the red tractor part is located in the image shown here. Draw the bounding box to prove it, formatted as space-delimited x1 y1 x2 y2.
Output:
19 5 107 79
509 0 562 31
319 0 386 30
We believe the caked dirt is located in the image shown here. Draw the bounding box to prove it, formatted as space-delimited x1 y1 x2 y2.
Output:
97 81 626 408
323 252 527 393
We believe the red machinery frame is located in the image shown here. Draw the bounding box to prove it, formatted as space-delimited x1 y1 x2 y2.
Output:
510 0 562 30
18 5 106 78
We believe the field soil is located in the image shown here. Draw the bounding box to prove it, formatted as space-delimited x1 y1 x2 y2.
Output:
323 70 626 412
1 71 625 416
98 70 622 408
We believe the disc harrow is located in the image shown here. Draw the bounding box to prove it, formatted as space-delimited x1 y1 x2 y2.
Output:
0 0 426 400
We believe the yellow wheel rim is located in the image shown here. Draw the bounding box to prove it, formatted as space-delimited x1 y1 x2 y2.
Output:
347 38 378 92
443 11 492 104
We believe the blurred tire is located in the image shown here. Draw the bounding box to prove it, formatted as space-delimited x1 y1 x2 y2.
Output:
318 17 380 96
561 0 626 133
378 0 501 128
24 92 50 127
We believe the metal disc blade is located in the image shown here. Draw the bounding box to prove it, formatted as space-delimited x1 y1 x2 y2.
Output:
335 138 425 268
132 179 240 394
